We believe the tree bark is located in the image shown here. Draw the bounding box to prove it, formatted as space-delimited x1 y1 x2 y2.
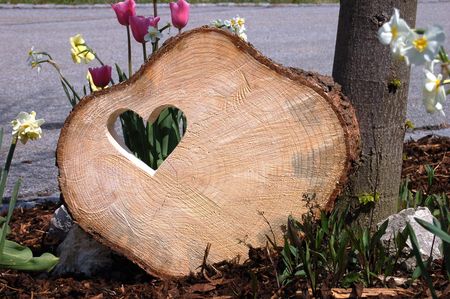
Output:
57 27 360 277
333 1 417 226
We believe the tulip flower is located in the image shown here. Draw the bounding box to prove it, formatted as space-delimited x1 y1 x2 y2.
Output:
170 0 189 32
112 0 136 77
88 65 112 89
129 16 160 44
111 0 136 26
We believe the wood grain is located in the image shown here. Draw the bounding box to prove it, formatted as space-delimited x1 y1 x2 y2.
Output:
57 27 360 277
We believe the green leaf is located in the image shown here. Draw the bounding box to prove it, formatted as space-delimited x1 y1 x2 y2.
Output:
7 252 59 272
0 179 21 260
0 240 33 266
406 223 438 299
415 217 450 243
342 272 360 288
362 228 369 251
424 165 435 187
60 80 75 107
412 265 422 280
294 269 306 277
371 219 388 250
115 63 128 82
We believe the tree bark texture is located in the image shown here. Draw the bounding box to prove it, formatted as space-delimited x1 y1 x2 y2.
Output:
333 0 417 225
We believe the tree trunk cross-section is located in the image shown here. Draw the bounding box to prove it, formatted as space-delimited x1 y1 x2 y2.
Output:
57 27 360 277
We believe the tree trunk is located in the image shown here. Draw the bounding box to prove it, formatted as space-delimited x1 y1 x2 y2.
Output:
57 27 360 277
333 1 417 226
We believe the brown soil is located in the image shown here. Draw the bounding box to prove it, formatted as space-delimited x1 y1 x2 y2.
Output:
0 135 449 298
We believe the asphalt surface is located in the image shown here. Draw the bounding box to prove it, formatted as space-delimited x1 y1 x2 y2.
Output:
0 2 449 201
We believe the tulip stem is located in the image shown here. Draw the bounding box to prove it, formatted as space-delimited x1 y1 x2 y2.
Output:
153 0 158 19
153 0 159 50
143 43 147 62
127 26 132 78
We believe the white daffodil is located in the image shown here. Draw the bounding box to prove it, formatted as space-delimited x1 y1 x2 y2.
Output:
212 16 247 41
422 68 446 115
211 19 223 28
378 8 411 57
238 32 248 42
401 25 445 65
26 47 44 74
144 27 162 43
378 8 410 46
11 111 45 144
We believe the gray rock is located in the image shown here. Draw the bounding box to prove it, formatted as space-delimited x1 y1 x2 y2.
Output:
379 207 443 270
46 205 73 246
51 224 114 277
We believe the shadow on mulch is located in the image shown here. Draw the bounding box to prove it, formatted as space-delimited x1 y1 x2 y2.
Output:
0 135 449 298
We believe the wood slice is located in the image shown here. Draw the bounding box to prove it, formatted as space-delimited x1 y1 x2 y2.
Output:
57 27 360 277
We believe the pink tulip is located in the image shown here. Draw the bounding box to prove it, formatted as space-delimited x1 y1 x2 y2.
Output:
129 16 160 44
111 0 136 26
170 0 189 31
89 65 112 88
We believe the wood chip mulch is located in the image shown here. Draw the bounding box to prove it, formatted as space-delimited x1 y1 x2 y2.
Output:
0 135 449 298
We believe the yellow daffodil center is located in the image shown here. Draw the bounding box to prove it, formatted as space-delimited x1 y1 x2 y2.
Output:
413 36 428 53
237 18 245 27
391 26 398 39
435 78 441 89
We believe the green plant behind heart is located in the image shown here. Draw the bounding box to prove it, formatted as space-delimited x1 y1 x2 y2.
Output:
119 107 186 170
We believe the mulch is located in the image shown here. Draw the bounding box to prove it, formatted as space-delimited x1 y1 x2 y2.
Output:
0 135 449 298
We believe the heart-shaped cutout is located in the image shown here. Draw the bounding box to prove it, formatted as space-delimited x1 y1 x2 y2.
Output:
109 107 186 173
57 27 358 278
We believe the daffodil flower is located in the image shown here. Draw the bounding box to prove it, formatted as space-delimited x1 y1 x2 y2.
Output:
26 47 45 74
378 9 410 44
377 9 411 58
422 65 447 115
401 26 445 66
87 71 100 92
11 111 45 144
211 16 247 41
70 34 95 64
144 26 163 43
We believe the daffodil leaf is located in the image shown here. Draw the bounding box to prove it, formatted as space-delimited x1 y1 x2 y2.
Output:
0 240 33 266
415 217 450 243
0 179 20 260
6 252 59 272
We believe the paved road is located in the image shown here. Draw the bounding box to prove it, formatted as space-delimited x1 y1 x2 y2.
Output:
0 2 449 200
